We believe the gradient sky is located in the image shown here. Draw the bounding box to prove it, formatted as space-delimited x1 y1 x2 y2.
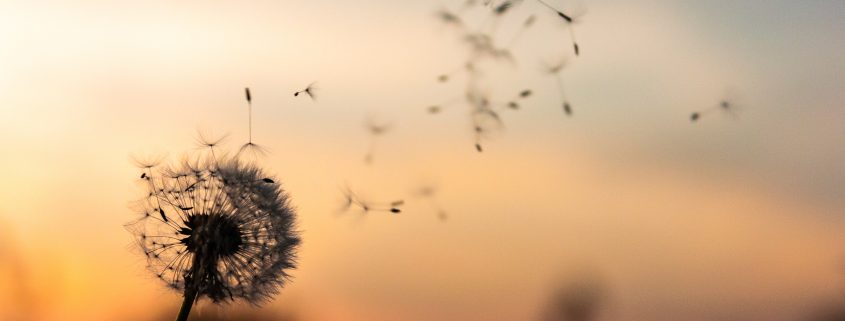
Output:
1 0 844 320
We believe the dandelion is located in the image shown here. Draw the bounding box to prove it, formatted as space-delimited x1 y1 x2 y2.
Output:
127 142 300 321
293 82 318 101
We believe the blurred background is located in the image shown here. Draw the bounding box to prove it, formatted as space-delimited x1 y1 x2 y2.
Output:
1 0 845 320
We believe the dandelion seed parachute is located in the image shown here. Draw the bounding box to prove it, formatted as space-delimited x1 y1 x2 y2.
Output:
127 153 300 305
338 185 405 215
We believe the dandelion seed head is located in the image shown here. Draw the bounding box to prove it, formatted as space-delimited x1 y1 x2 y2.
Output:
127 153 300 305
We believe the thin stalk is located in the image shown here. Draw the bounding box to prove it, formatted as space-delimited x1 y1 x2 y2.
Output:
175 288 197 321
248 101 252 143
176 254 203 321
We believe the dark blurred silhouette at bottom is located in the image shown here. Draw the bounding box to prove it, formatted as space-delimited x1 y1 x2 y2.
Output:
540 274 607 321
146 304 300 321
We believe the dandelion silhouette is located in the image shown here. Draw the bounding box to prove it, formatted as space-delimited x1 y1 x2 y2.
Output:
238 87 268 159
541 277 606 321
293 82 317 101
339 186 404 215
363 117 391 164
127 138 300 321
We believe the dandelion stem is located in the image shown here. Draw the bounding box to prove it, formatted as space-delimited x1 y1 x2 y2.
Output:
175 288 197 321
176 253 204 321
248 101 252 144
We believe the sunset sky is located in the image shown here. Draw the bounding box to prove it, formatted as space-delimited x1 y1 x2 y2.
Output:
1 0 845 320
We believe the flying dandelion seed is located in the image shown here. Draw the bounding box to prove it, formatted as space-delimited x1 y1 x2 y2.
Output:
520 89 532 98
464 32 515 62
339 186 404 215
427 0 582 152
414 185 449 221
542 57 575 116
690 100 734 123
689 91 742 123
689 112 700 122
127 140 300 321
504 89 533 110
507 14 537 48
363 117 391 164
436 62 478 84
237 88 268 160
534 0 583 56
494 1 515 15
426 96 464 114
471 109 503 152
436 9 464 27
293 82 318 101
